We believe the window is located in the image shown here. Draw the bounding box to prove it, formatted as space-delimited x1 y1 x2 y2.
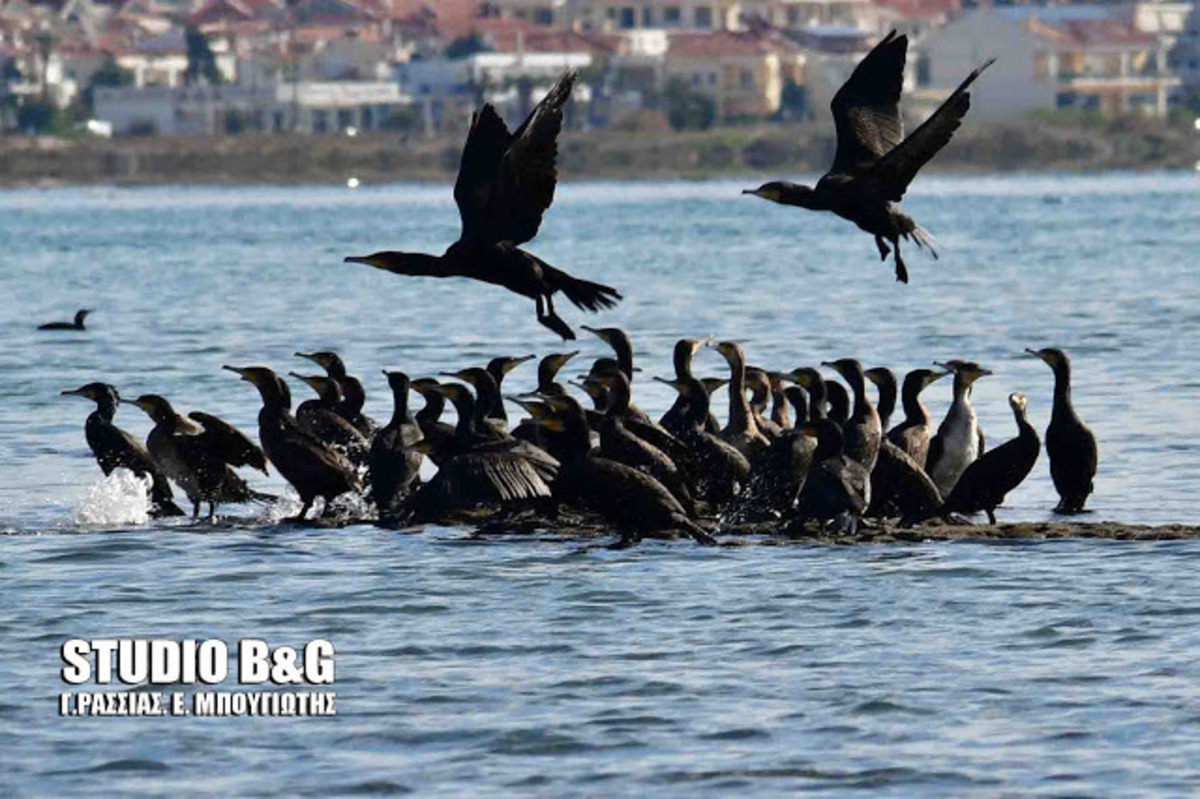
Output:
692 73 702 87
1055 91 1076 108
313 109 328 132
534 9 553 25
694 6 712 29
708 72 717 86
642 7 652 26
618 7 635 29
740 69 753 89
663 6 682 27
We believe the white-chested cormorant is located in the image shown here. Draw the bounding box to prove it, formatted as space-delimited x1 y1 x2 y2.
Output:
744 31 994 282
926 360 991 497
40 309 91 331
919 393 1039 525
886 368 946 468
370 370 424 520
62 383 184 518
295 351 378 437
344 71 620 340
223 366 360 521
131 394 274 520
1027 347 1097 513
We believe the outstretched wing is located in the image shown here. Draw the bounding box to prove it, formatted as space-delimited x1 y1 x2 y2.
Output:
829 31 907 176
189 411 269 474
454 104 513 242
867 57 995 201
453 71 577 246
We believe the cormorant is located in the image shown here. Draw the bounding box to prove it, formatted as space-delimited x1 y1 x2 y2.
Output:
62 383 184 518
533 394 715 546
865 367 897 431
660 338 708 437
409 378 457 466
131 394 274 520
713 341 770 459
485 354 536 427
344 71 621 340
295 351 378 437
823 358 882 472
40 309 91 331
289 373 371 465
886 368 946 468
767 372 793 431
370 370 424 520
744 31 994 282
581 326 654 425
1027 347 1097 513
926 360 991 497
223 366 360 520
824 380 851 425
745 366 784 439
441 367 509 438
790 368 828 421
791 419 870 535
867 440 942 520
187 412 269 476
923 393 1039 525
653 375 750 505
510 351 579 446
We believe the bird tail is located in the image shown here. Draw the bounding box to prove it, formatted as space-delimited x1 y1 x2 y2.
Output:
543 264 623 313
906 224 939 261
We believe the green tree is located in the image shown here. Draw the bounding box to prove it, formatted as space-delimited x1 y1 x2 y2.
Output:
663 78 716 131
80 54 134 114
185 25 222 86
17 99 69 135
445 31 491 60
773 78 808 122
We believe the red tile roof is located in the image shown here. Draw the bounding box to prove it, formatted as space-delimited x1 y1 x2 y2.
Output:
668 30 799 57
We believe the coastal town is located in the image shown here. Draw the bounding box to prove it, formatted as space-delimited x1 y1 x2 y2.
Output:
0 0 1197 139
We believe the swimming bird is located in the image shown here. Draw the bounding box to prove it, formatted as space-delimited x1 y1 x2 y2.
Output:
295 351 378 437
223 366 360 521
920 393 1040 525
61 383 184 518
369 371 424 520
40 309 91 331
926 360 991 497
1027 347 1097 513
130 395 274 520
886 368 946 468
344 71 621 340
743 31 994 282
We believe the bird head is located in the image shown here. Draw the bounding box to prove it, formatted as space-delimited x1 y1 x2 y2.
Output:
1026 347 1068 371
381 369 411 394
131 394 174 422
295 351 345 377
487 354 536 379
1008 392 1028 415
62 382 119 406
822 358 864 383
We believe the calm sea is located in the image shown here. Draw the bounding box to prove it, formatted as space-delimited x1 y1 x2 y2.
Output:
1 174 1199 794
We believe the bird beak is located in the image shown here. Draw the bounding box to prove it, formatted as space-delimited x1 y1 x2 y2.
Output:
410 440 435 454
288 372 319 388
439 370 471 382
222 365 253 383
1025 348 1049 364
344 255 381 268
742 188 760 197
61 388 83 397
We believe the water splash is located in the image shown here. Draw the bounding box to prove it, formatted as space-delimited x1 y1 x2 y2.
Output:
74 469 152 527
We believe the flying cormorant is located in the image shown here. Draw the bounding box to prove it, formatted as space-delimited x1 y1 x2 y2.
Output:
40 309 91 331
744 31 994 282
344 71 621 340
62 383 184 518
1028 347 1097 513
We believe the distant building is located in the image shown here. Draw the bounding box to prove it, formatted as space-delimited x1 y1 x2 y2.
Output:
664 28 805 118
94 81 407 135
920 5 1178 119
1168 2 1200 102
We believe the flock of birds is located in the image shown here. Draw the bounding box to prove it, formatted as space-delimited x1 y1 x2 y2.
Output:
58 333 1098 546
49 33 1100 544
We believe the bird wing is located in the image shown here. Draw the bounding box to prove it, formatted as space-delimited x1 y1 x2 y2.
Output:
864 57 995 201
453 103 513 243
493 70 576 246
829 31 908 176
189 411 269 474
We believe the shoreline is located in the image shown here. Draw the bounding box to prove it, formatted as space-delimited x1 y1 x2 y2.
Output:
2 116 1196 188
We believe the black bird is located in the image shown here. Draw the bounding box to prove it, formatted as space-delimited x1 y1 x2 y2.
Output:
823 358 882 472
745 367 784 439
713 341 771 459
187 412 269 476
660 338 710 436
409 378 459 466
1028 347 1098 513
654 376 750 505
289 373 370 466
920 393 1040 525
485 354 536 427
791 419 870 536
824 380 851 425
864 367 897 431
40 309 91 331
344 71 621 340
744 31 994 282
61 383 184 518
369 371 424 520
295 351 378 437
886 368 946 468
511 351 580 446
224 366 360 521
131 395 274 520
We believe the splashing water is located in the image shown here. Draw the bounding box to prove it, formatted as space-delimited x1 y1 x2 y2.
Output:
74 469 152 527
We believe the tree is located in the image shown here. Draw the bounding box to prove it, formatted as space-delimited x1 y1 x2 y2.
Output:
185 25 222 86
445 31 491 61
80 54 134 115
773 78 808 122
663 78 716 131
